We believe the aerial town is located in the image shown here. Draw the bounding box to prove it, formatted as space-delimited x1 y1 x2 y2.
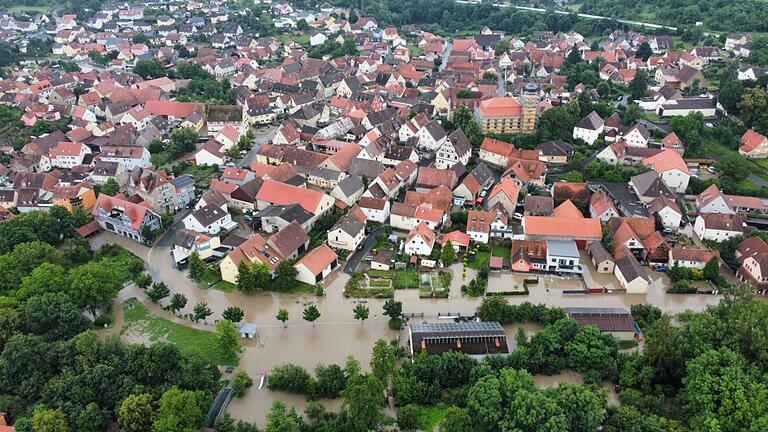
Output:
0 0 767 430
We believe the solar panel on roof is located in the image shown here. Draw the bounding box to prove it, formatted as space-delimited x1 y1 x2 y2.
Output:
411 321 504 333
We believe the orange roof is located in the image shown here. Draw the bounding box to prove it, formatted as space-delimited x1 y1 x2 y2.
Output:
145 100 204 118
661 131 684 149
740 129 768 152
256 180 324 214
481 137 514 157
406 222 436 247
49 142 84 157
209 179 238 195
642 149 688 174
523 216 602 239
553 199 583 218
295 244 338 275
91 193 153 230
467 210 497 234
441 230 470 247
489 178 520 202
477 97 522 118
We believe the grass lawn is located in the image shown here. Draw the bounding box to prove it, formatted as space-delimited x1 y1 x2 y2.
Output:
417 404 450 431
212 280 237 293
467 251 491 270
122 298 238 365
276 33 310 47
392 270 420 289
703 138 768 184
491 245 511 259
407 44 424 58
171 163 219 188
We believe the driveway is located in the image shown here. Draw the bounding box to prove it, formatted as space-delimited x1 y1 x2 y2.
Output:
344 225 388 274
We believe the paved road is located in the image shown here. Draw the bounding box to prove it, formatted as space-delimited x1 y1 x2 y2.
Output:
344 225 388 274
237 125 277 168
439 41 452 72
638 119 670 134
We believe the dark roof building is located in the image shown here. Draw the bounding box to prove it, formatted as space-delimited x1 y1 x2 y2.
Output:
566 307 636 339
408 321 509 356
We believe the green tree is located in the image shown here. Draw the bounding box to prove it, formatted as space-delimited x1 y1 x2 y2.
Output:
0 307 20 347
545 384 606 431
467 375 502 431
303 304 320 327
100 178 120 196
494 38 510 56
134 58 167 79
440 406 473 432
296 18 309 30
187 252 205 282
32 407 70 432
168 293 187 313
232 371 253 398
703 256 721 281
636 42 652 61
537 106 576 141
192 302 212 323
169 127 199 154
20 292 90 341
147 282 170 303
265 401 299 432
273 261 298 292
342 374 384 431
718 80 745 113
397 404 419 431
276 308 289 328
565 47 582 66
629 70 649 100
215 319 241 360
441 241 456 266
223 306 244 323
562 171 584 182
353 303 369 325
118 394 155 432
68 262 121 316
74 403 108 432
17 262 68 300
716 153 751 182
370 339 395 382
237 262 270 294
153 387 205 432
383 299 403 320
134 272 152 290
738 87 768 129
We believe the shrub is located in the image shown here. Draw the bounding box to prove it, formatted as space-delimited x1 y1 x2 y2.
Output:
388 318 404 330
232 371 253 397
266 364 312 394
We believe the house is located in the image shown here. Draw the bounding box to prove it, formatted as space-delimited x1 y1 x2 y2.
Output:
474 92 539 135
256 180 335 216
480 137 515 168
183 204 237 235
589 190 620 221
268 221 310 260
661 132 685 155
441 231 470 253
735 237 768 290
171 229 225 267
648 196 682 231
295 244 339 285
416 167 457 192
641 149 689 193
404 222 437 256
608 217 669 264
696 184 768 215
371 249 397 271
49 142 90 168
630 171 675 203
390 202 445 231
524 195 554 217
52 184 97 213
91 193 162 243
255 204 314 234
408 321 509 356
694 213 748 242
614 252 651 293
509 240 547 272
327 212 366 251
340 188 383 219
435 129 472 170
486 178 520 216
536 140 573 163
230 178 265 211
522 215 602 249
195 140 226 166
128 167 194 214
738 130 768 158
545 240 582 274
414 120 447 151
99 146 151 170
452 163 496 206
330 175 365 206
219 234 284 284
668 248 717 269
552 182 590 207
657 96 717 117
587 242 615 274
566 307 635 340
572 111 603 145
466 209 506 244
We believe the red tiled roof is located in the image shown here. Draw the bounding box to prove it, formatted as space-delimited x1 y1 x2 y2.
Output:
296 244 337 275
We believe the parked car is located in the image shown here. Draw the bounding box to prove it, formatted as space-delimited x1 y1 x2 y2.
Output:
654 265 669 272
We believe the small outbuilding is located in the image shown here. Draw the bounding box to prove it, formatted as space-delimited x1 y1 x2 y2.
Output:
587 242 615 273
408 321 509 356
566 307 636 341
238 322 258 339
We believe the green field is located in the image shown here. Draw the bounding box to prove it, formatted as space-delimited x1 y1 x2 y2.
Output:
276 33 311 47
122 298 238 365
7 5 53 12
492 245 511 259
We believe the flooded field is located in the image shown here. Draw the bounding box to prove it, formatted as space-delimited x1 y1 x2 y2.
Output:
91 232 723 425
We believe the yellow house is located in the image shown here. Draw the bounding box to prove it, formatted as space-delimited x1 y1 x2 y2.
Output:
52 185 97 213
219 234 284 284
432 91 449 116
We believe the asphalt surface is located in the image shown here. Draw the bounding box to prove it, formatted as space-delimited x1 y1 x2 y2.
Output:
237 125 277 168
706 152 768 188
343 225 388 274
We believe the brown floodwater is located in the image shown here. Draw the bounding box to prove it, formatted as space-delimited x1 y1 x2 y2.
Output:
91 232 722 425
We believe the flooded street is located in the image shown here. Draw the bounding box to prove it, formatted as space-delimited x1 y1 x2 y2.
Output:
91 232 724 425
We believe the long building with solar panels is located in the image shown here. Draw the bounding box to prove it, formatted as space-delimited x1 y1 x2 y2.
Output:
408 321 509 356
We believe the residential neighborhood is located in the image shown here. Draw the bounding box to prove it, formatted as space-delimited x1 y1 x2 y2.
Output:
0 0 767 430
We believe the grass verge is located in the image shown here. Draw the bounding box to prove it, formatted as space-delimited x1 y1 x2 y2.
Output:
417 404 450 431
122 297 237 365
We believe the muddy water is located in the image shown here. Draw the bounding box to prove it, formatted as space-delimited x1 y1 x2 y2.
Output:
533 371 620 406
90 232 721 425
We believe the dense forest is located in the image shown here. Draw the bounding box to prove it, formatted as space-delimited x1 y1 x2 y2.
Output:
576 0 768 32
